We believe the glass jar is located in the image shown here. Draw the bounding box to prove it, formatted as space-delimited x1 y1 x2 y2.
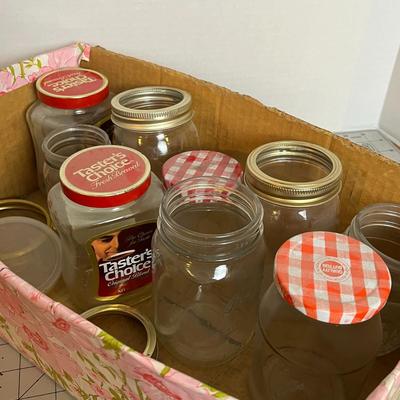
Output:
346 203 400 355
245 141 342 284
249 231 391 400
26 67 113 194
111 86 200 179
42 125 110 195
152 176 265 366
48 145 163 311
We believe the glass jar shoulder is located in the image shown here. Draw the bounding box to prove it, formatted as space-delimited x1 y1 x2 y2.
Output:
26 94 113 131
48 175 163 234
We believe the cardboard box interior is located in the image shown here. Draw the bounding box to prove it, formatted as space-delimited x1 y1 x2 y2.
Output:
1 46 400 399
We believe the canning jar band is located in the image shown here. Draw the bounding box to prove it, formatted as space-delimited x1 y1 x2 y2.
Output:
245 141 342 206
80 304 157 357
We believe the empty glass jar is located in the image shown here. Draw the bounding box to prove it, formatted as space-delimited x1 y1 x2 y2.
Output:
26 67 113 194
152 176 265 366
42 125 110 195
249 231 391 400
111 86 200 179
346 203 400 355
245 141 342 284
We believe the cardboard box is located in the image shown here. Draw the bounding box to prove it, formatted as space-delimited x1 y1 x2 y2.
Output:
0 46 400 399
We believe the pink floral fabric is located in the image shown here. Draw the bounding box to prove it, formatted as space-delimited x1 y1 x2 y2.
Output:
0 42 91 96
367 361 400 400
0 261 233 399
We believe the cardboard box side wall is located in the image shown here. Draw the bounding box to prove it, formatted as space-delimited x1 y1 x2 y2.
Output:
1 46 399 230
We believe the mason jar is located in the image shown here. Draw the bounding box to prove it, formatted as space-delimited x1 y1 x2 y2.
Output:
48 145 163 311
152 176 265 366
249 231 391 400
111 86 200 179
245 140 342 284
42 125 110 195
26 67 113 194
346 203 400 355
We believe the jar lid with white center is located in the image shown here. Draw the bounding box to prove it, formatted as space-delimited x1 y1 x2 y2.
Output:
274 231 391 324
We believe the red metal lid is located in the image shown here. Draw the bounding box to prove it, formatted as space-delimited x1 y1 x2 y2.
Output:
60 145 151 208
162 150 243 188
36 68 109 109
274 231 391 324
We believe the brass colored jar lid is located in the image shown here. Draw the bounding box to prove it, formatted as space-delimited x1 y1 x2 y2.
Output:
111 86 193 132
245 141 343 206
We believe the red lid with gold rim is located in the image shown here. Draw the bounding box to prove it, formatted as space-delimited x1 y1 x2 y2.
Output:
36 68 109 109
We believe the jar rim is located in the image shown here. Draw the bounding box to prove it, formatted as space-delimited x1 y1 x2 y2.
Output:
352 202 400 265
42 125 110 169
245 141 342 206
159 176 264 249
111 86 193 131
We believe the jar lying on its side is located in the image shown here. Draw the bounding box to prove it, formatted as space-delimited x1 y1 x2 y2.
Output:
346 203 400 355
249 231 391 400
245 141 342 285
152 176 265 366
48 145 164 311
26 67 113 194
42 125 110 195
112 86 200 179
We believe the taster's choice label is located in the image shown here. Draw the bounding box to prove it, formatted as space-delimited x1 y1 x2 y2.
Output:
88 222 157 297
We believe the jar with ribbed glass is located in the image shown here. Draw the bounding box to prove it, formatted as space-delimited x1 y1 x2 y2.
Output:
26 67 113 194
346 203 400 355
48 145 163 311
249 232 391 400
245 141 342 284
42 125 110 195
152 176 265 366
111 86 200 179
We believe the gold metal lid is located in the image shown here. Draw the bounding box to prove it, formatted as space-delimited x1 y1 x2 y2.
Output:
245 141 343 206
0 199 51 226
81 304 157 357
111 86 193 131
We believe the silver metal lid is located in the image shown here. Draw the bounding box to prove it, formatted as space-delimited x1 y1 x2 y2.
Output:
81 304 157 357
111 86 193 131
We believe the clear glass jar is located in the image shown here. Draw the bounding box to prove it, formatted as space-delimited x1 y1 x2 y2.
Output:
48 145 163 311
249 231 391 400
111 87 200 179
245 141 342 285
26 68 113 194
152 177 265 366
346 203 400 355
42 125 110 195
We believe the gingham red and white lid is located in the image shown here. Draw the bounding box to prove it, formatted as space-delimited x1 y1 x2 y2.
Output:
60 145 151 208
162 150 243 188
274 231 391 324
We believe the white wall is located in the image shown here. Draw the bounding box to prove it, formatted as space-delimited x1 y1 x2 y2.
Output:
1 0 399 132
380 49 400 141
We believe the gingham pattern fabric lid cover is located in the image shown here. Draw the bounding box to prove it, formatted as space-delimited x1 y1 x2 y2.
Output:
274 231 391 324
162 150 242 188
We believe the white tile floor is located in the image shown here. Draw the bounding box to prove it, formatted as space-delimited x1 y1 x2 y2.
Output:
0 338 74 400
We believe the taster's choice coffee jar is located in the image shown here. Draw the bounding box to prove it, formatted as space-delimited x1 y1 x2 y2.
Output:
245 140 343 283
152 176 265 366
111 86 200 179
48 145 163 310
26 67 113 194
346 203 400 355
249 232 391 400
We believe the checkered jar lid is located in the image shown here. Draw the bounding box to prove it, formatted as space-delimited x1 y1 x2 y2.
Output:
274 231 391 324
162 150 243 188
